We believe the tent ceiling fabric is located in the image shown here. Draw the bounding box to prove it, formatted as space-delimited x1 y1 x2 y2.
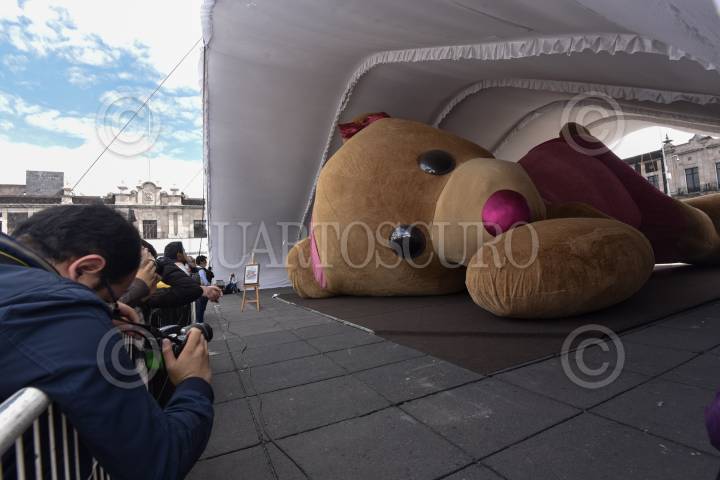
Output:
203 0 720 288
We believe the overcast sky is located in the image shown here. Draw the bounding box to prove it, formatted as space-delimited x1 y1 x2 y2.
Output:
0 1 708 198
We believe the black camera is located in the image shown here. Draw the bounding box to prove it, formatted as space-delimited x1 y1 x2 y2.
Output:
157 323 214 357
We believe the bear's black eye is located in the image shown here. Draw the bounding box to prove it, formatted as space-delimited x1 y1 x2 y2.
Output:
417 150 455 175
389 224 426 259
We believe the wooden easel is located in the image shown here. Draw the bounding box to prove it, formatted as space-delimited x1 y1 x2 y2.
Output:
241 254 261 312
241 284 260 312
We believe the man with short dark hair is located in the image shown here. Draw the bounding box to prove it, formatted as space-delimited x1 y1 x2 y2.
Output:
0 205 214 480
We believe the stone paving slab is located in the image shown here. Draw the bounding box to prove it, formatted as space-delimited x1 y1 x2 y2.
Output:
207 339 229 354
232 340 319 369
292 322 356 340
211 371 246 404
274 315 334 330
353 356 482 403
659 302 720 330
442 464 504 480
230 330 301 349
240 354 345 394
306 329 384 352
591 379 717 454
621 325 720 352
401 379 579 458
248 376 390 439
201 398 260 458
209 352 237 374
279 408 472 480
561 340 697 378
485 413 718 480
236 310 322 326
496 356 649 409
189 444 306 480
661 353 720 391
613 341 697 377
326 341 425 373
225 317 287 337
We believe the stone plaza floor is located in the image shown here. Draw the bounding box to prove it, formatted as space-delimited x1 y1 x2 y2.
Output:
187 289 720 479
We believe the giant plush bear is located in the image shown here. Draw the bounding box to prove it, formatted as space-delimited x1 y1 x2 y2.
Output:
287 116 720 318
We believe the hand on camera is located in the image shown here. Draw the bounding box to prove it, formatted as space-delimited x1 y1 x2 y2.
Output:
112 302 142 337
137 251 159 289
162 329 212 385
202 285 223 302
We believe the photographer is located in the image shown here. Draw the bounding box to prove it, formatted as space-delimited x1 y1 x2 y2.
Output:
121 242 220 406
0 205 214 480
156 242 221 325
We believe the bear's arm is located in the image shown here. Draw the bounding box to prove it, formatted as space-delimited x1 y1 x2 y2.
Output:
544 201 611 220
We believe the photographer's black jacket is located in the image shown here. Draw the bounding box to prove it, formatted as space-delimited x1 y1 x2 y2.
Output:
148 259 204 308
119 261 203 310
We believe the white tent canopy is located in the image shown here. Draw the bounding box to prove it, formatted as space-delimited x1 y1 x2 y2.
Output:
201 0 720 288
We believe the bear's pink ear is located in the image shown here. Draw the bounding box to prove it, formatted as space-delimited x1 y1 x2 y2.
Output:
338 112 390 141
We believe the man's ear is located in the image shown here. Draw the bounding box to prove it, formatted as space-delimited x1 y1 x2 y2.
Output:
67 254 107 282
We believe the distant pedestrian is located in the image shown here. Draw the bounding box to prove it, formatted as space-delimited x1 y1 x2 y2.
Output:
195 255 212 323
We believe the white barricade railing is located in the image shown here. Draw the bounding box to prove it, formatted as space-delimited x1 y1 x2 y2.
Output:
0 387 112 479
0 329 149 480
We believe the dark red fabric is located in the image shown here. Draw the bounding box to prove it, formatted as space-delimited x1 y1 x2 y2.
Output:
338 112 390 140
518 132 689 263
588 138 689 263
519 137 642 227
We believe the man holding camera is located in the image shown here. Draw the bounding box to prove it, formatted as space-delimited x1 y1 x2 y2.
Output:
159 242 222 326
0 205 214 479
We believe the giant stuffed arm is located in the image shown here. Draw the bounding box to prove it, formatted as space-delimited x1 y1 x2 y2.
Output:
465 217 655 318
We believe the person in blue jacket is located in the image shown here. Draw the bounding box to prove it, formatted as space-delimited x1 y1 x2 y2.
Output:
0 204 214 480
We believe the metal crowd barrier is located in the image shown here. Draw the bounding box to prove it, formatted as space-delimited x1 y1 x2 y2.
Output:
0 329 152 480
0 388 111 480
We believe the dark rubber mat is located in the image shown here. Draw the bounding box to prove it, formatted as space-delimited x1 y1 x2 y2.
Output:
277 265 720 374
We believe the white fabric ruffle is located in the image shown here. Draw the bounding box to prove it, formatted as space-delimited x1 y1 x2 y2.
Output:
300 33 720 227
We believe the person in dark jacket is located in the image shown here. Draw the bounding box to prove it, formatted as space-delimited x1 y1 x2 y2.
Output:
152 242 221 327
194 255 211 323
0 205 214 480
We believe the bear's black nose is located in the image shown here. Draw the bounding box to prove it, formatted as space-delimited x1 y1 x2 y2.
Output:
389 224 426 259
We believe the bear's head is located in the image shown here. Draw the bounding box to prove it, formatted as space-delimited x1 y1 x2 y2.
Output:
305 116 546 296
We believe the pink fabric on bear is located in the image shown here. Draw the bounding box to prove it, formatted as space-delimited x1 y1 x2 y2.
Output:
482 189 532 236
309 219 328 289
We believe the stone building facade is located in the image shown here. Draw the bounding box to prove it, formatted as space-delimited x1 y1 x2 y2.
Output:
622 148 666 192
664 134 720 197
623 134 720 198
0 172 206 253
